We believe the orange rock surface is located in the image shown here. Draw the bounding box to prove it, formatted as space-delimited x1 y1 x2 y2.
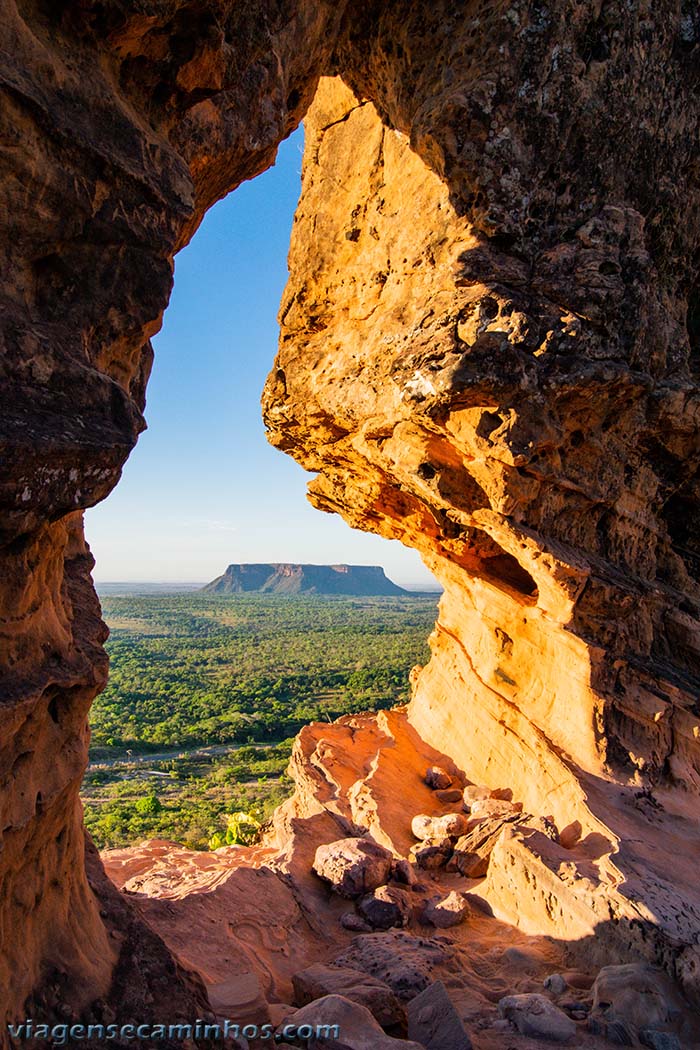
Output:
1 0 699 1040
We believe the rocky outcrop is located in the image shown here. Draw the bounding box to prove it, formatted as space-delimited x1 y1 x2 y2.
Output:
264 64 700 802
202 562 409 594
102 708 700 1046
1 0 700 1037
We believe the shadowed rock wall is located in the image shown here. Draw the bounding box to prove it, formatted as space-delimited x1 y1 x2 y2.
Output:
1 0 699 1030
0 0 345 1030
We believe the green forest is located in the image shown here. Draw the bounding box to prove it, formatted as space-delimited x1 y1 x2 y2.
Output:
83 593 437 850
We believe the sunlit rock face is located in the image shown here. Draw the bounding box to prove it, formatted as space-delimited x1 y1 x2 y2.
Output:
262 20 700 1006
1 0 700 1030
265 50 700 805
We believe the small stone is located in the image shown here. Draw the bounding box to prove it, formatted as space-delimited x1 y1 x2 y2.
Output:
435 787 463 803
409 880 430 893
391 858 416 885
462 785 490 806
421 890 471 928
411 812 468 840
559 820 583 849
408 980 473 1049
436 812 469 837
409 838 452 869
313 837 394 899
357 885 412 930
489 787 513 801
425 765 453 790
498 993 577 1043
544 973 568 995
639 1030 682 1050
341 912 372 933
411 814 435 840
469 797 523 820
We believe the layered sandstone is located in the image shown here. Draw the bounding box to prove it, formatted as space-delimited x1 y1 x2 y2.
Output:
0 0 699 1040
262 56 700 1001
103 708 700 1046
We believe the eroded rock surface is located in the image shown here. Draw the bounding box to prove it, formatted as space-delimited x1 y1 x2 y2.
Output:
1 0 700 1038
105 708 697 1048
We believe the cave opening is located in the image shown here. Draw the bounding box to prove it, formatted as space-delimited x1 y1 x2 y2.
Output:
4 5 700 1034
81 122 439 854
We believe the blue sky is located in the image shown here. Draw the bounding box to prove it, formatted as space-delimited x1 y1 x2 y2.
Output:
86 128 436 589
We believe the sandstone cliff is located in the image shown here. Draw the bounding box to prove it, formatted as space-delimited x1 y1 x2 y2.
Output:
0 0 699 1042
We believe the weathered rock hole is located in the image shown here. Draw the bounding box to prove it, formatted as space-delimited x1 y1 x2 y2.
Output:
484 550 538 600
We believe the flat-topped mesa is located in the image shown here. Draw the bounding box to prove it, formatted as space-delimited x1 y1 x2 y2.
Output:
1 0 700 1030
202 563 410 595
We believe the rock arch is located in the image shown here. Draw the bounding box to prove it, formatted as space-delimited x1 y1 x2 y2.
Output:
1 0 699 1028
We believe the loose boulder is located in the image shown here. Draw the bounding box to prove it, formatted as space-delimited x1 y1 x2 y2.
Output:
435 788 463 803
313 838 394 899
420 891 471 928
407 980 472 1049
411 815 435 840
435 812 469 837
390 858 416 886
413 806 468 839
341 913 372 933
292 963 404 1029
412 813 468 840
559 820 583 849
462 785 490 806
468 798 523 820
277 995 425 1050
409 837 452 869
425 766 452 790
544 974 568 995
592 964 673 1031
498 993 577 1043
357 885 412 930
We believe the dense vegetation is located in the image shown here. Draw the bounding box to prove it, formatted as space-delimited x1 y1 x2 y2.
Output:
83 593 437 850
